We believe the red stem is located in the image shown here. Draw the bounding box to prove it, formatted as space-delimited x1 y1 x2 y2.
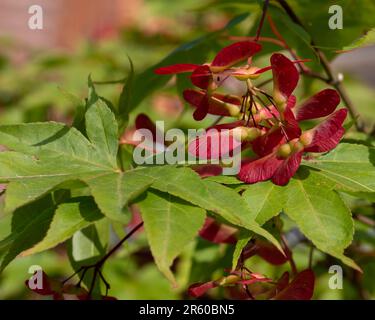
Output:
255 0 271 42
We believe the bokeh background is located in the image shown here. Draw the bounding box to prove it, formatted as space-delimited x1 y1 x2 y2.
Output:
0 0 374 299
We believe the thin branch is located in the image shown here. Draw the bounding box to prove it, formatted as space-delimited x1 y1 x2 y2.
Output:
255 0 271 42
256 77 273 88
352 270 370 300
276 0 364 132
303 70 330 83
280 234 297 276
354 214 375 228
211 115 224 127
308 245 314 269
97 221 144 265
63 221 144 298
267 14 309 74
98 270 111 296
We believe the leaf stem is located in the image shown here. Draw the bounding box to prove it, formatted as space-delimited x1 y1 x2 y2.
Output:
308 244 314 269
99 221 144 265
280 233 297 276
64 221 144 298
354 214 375 227
211 115 224 127
256 77 273 88
255 0 271 42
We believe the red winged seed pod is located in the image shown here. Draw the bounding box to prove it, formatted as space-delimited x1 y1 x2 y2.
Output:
157 45 347 186
238 53 347 185
155 41 263 120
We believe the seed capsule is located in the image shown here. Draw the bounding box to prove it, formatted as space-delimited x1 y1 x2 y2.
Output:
300 131 314 146
234 127 262 142
277 143 292 158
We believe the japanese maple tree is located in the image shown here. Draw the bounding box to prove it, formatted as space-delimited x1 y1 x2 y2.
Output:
0 0 373 300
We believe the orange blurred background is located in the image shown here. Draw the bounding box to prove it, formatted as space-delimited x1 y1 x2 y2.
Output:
0 0 142 48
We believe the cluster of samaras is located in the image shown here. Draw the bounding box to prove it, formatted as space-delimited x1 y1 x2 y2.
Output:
154 41 347 185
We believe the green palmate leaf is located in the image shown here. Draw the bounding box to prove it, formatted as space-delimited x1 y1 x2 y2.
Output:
85 164 281 251
87 76 100 108
3 172 67 215
83 171 152 223
0 122 106 165
0 100 279 253
268 5 312 47
137 190 206 284
71 221 109 265
69 219 109 265
286 0 375 57
232 231 252 270
22 197 104 256
0 125 279 249
0 99 120 214
85 163 283 269
118 143 135 171
240 143 375 271
281 170 357 270
72 76 99 134
86 165 282 252
142 166 282 252
344 132 375 148
0 132 115 214
201 180 281 251
0 124 280 245
0 150 107 214
0 213 12 241
0 195 56 271
85 99 118 168
242 168 359 271
344 28 375 50
241 181 285 226
0 194 103 271
58 87 85 128
204 175 244 185
84 165 209 223
246 0 375 67
303 143 375 200
147 167 248 221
